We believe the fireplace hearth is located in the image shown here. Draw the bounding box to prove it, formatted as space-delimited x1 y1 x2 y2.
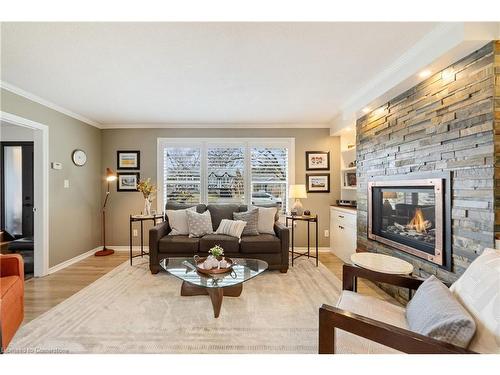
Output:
368 174 451 270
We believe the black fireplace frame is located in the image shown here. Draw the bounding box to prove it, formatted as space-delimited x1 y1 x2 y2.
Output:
367 172 452 271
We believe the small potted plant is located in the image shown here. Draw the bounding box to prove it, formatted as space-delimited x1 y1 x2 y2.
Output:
209 244 224 260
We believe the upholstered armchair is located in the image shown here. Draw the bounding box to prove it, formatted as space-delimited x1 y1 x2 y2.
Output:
319 249 500 354
1 254 25 352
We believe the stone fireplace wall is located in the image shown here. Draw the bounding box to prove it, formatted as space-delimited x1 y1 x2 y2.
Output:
356 42 498 301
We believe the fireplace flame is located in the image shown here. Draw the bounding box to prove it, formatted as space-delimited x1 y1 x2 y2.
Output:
407 208 430 233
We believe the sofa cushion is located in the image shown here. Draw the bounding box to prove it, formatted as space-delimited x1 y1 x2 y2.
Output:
233 209 260 236
158 235 199 254
207 204 242 231
240 234 281 254
186 210 213 238
449 248 500 353
406 275 476 349
165 202 206 213
251 206 278 235
215 219 247 239
166 206 197 235
199 234 240 254
335 291 407 354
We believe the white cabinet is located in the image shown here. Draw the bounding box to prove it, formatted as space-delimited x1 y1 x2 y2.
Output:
330 206 357 263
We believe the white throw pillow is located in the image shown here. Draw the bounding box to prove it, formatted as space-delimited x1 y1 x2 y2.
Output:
251 206 277 235
449 248 500 353
215 219 247 239
186 210 213 238
166 206 196 235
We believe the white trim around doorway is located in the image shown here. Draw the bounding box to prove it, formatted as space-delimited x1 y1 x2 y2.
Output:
1 111 50 277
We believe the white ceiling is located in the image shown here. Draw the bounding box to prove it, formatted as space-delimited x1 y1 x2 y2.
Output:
1 22 440 126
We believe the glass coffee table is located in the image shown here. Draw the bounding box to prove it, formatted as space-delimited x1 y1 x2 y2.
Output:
160 257 268 318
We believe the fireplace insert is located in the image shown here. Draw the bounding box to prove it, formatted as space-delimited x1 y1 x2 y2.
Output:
368 175 451 270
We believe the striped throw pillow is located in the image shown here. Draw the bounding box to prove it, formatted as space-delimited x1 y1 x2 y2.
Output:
215 219 247 239
233 208 259 236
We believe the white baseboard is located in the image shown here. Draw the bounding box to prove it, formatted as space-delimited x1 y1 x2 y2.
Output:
109 245 149 252
48 246 102 274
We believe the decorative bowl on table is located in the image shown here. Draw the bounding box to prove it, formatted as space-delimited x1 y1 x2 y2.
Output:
194 255 234 275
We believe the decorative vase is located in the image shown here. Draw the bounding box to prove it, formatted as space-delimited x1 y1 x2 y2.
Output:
143 198 152 216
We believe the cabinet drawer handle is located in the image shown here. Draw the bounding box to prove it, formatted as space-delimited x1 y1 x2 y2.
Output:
339 225 344 230
338 215 344 218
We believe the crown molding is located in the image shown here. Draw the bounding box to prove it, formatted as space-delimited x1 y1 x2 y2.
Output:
330 22 498 135
99 122 331 129
0 81 102 128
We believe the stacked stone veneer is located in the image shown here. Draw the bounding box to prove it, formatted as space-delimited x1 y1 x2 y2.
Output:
356 42 499 302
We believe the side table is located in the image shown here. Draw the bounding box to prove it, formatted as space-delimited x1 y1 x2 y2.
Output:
129 213 164 265
349 252 415 295
285 215 318 267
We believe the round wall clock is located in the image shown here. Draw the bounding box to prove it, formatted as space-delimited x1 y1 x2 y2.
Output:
72 149 87 166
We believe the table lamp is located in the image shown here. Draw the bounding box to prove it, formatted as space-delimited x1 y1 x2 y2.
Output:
289 184 307 216
95 168 117 257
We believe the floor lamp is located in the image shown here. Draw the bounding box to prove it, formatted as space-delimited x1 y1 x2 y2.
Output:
95 168 117 257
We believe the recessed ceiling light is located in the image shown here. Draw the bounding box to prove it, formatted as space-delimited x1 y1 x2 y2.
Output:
419 70 431 78
362 107 370 114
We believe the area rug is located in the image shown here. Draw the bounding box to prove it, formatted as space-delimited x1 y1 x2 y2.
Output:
7 257 341 354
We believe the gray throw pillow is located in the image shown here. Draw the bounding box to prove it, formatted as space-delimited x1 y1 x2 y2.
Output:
406 275 476 348
186 210 213 238
233 209 259 236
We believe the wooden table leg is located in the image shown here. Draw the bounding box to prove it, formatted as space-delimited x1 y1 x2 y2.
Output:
180 282 243 318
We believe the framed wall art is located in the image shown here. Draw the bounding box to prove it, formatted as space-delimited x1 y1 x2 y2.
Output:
117 150 140 170
306 151 330 171
306 173 330 193
117 172 140 192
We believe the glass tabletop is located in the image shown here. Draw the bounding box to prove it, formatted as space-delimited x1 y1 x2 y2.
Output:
160 257 268 288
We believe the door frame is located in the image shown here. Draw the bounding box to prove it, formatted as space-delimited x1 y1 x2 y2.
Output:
1 111 49 277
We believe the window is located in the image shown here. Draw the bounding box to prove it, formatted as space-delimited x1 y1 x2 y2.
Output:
251 147 288 213
158 138 294 213
207 146 245 203
164 146 201 204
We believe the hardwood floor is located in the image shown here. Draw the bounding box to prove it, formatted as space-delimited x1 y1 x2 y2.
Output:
23 252 131 323
22 250 395 325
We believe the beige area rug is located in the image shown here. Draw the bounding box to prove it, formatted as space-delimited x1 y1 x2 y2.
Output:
8 257 341 354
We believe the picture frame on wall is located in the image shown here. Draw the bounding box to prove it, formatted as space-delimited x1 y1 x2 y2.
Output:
306 151 330 171
117 150 140 170
117 172 140 192
306 173 330 193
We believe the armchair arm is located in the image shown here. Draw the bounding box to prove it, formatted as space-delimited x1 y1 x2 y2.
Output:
274 222 290 268
319 304 475 354
148 221 170 274
0 254 24 278
342 263 426 292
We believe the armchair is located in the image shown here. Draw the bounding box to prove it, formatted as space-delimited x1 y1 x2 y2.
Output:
319 264 475 354
1 254 25 352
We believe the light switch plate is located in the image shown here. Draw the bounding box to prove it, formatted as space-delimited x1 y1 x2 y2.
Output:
324 229 329 237
64 179 70 188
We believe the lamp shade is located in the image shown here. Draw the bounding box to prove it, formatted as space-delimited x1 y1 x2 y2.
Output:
289 184 307 199
106 168 117 182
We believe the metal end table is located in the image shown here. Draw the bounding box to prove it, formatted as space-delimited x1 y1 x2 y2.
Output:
285 215 318 267
129 213 164 265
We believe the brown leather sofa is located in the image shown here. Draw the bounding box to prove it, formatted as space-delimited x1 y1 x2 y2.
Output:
149 203 289 274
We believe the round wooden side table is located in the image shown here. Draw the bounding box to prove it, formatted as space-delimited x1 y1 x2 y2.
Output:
350 252 414 275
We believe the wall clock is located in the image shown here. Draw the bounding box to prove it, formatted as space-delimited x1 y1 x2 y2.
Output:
72 149 87 166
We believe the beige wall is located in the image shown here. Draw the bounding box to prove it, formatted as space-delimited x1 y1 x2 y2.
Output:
102 128 340 247
1 89 102 267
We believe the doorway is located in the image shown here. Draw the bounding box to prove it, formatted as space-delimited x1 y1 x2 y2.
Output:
1 112 49 277
1 142 34 238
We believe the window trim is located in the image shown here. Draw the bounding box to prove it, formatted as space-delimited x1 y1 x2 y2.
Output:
157 137 295 212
